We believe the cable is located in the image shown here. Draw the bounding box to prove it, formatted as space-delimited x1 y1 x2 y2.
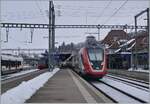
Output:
55 5 111 11
35 1 47 22
93 0 112 24
55 2 114 18
6 36 27 44
128 12 147 27
2 11 49 21
87 0 112 38
102 0 128 25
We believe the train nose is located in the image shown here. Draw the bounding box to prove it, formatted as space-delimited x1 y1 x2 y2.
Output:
90 61 103 70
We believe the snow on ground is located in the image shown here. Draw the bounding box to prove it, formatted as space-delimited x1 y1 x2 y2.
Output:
1 68 60 104
101 77 150 102
107 75 149 89
1 69 39 81
92 82 139 103
128 68 149 73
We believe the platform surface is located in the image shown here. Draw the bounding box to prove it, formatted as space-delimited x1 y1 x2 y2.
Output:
26 69 112 103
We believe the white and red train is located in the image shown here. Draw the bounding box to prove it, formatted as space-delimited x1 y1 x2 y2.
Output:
37 36 108 79
70 36 108 79
1 54 23 75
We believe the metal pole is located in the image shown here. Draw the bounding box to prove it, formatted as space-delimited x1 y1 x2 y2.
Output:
131 49 133 69
134 16 138 70
147 8 149 34
134 8 149 70
49 0 52 71
51 4 55 69
147 8 149 70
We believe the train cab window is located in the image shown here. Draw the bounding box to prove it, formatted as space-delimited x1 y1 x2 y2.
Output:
88 48 103 61
87 48 104 70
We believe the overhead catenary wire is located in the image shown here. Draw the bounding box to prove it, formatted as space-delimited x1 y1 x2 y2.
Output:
35 1 48 22
1 1 147 20
128 14 146 26
93 0 112 24
127 12 147 33
87 0 112 40
102 0 128 25
2 11 48 21
9 36 28 44
55 5 112 11
1 1 149 45
55 1 113 18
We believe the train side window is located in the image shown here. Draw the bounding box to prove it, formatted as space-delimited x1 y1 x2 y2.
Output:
80 55 84 70
81 55 84 63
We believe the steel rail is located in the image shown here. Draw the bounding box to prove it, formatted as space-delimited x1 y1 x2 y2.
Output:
106 75 149 89
99 80 147 103
108 74 149 84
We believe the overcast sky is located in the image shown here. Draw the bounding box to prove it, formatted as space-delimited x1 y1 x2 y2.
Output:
1 0 149 50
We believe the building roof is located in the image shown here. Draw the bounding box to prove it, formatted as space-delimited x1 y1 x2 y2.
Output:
102 30 128 49
117 31 148 52
102 30 148 53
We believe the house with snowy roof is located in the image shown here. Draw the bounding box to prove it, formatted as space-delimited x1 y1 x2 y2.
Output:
102 30 148 70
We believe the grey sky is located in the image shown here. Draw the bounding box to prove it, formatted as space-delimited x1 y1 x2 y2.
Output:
1 0 149 50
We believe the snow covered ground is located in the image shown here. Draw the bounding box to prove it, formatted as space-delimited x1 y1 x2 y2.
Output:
1 69 39 81
106 75 149 89
92 82 140 103
101 77 149 102
92 76 150 103
1 68 60 104
128 68 149 73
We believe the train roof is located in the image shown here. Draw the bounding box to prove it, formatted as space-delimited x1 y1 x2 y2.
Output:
1 54 23 61
85 36 104 48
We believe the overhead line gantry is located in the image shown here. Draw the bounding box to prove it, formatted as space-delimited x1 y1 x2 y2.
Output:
1 23 147 29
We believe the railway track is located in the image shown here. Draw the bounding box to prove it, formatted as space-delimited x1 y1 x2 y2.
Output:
108 73 149 84
1 66 36 75
106 75 149 91
90 76 149 103
1 69 49 94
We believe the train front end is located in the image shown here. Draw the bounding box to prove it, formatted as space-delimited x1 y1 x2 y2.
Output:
81 47 107 78
79 36 108 79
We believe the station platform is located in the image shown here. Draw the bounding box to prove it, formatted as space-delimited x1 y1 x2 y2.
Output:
26 69 112 103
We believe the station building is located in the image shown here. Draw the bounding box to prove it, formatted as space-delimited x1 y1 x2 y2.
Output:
102 30 148 70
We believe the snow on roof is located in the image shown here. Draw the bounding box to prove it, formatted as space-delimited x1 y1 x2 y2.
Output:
38 54 43 58
119 39 128 43
120 39 135 47
1 68 60 104
127 42 136 50
120 52 131 54
105 44 109 49
115 48 121 53
107 44 113 49
127 39 135 44
1 54 23 61
117 41 120 45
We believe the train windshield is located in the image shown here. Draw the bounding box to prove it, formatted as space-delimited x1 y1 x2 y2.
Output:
88 48 103 61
